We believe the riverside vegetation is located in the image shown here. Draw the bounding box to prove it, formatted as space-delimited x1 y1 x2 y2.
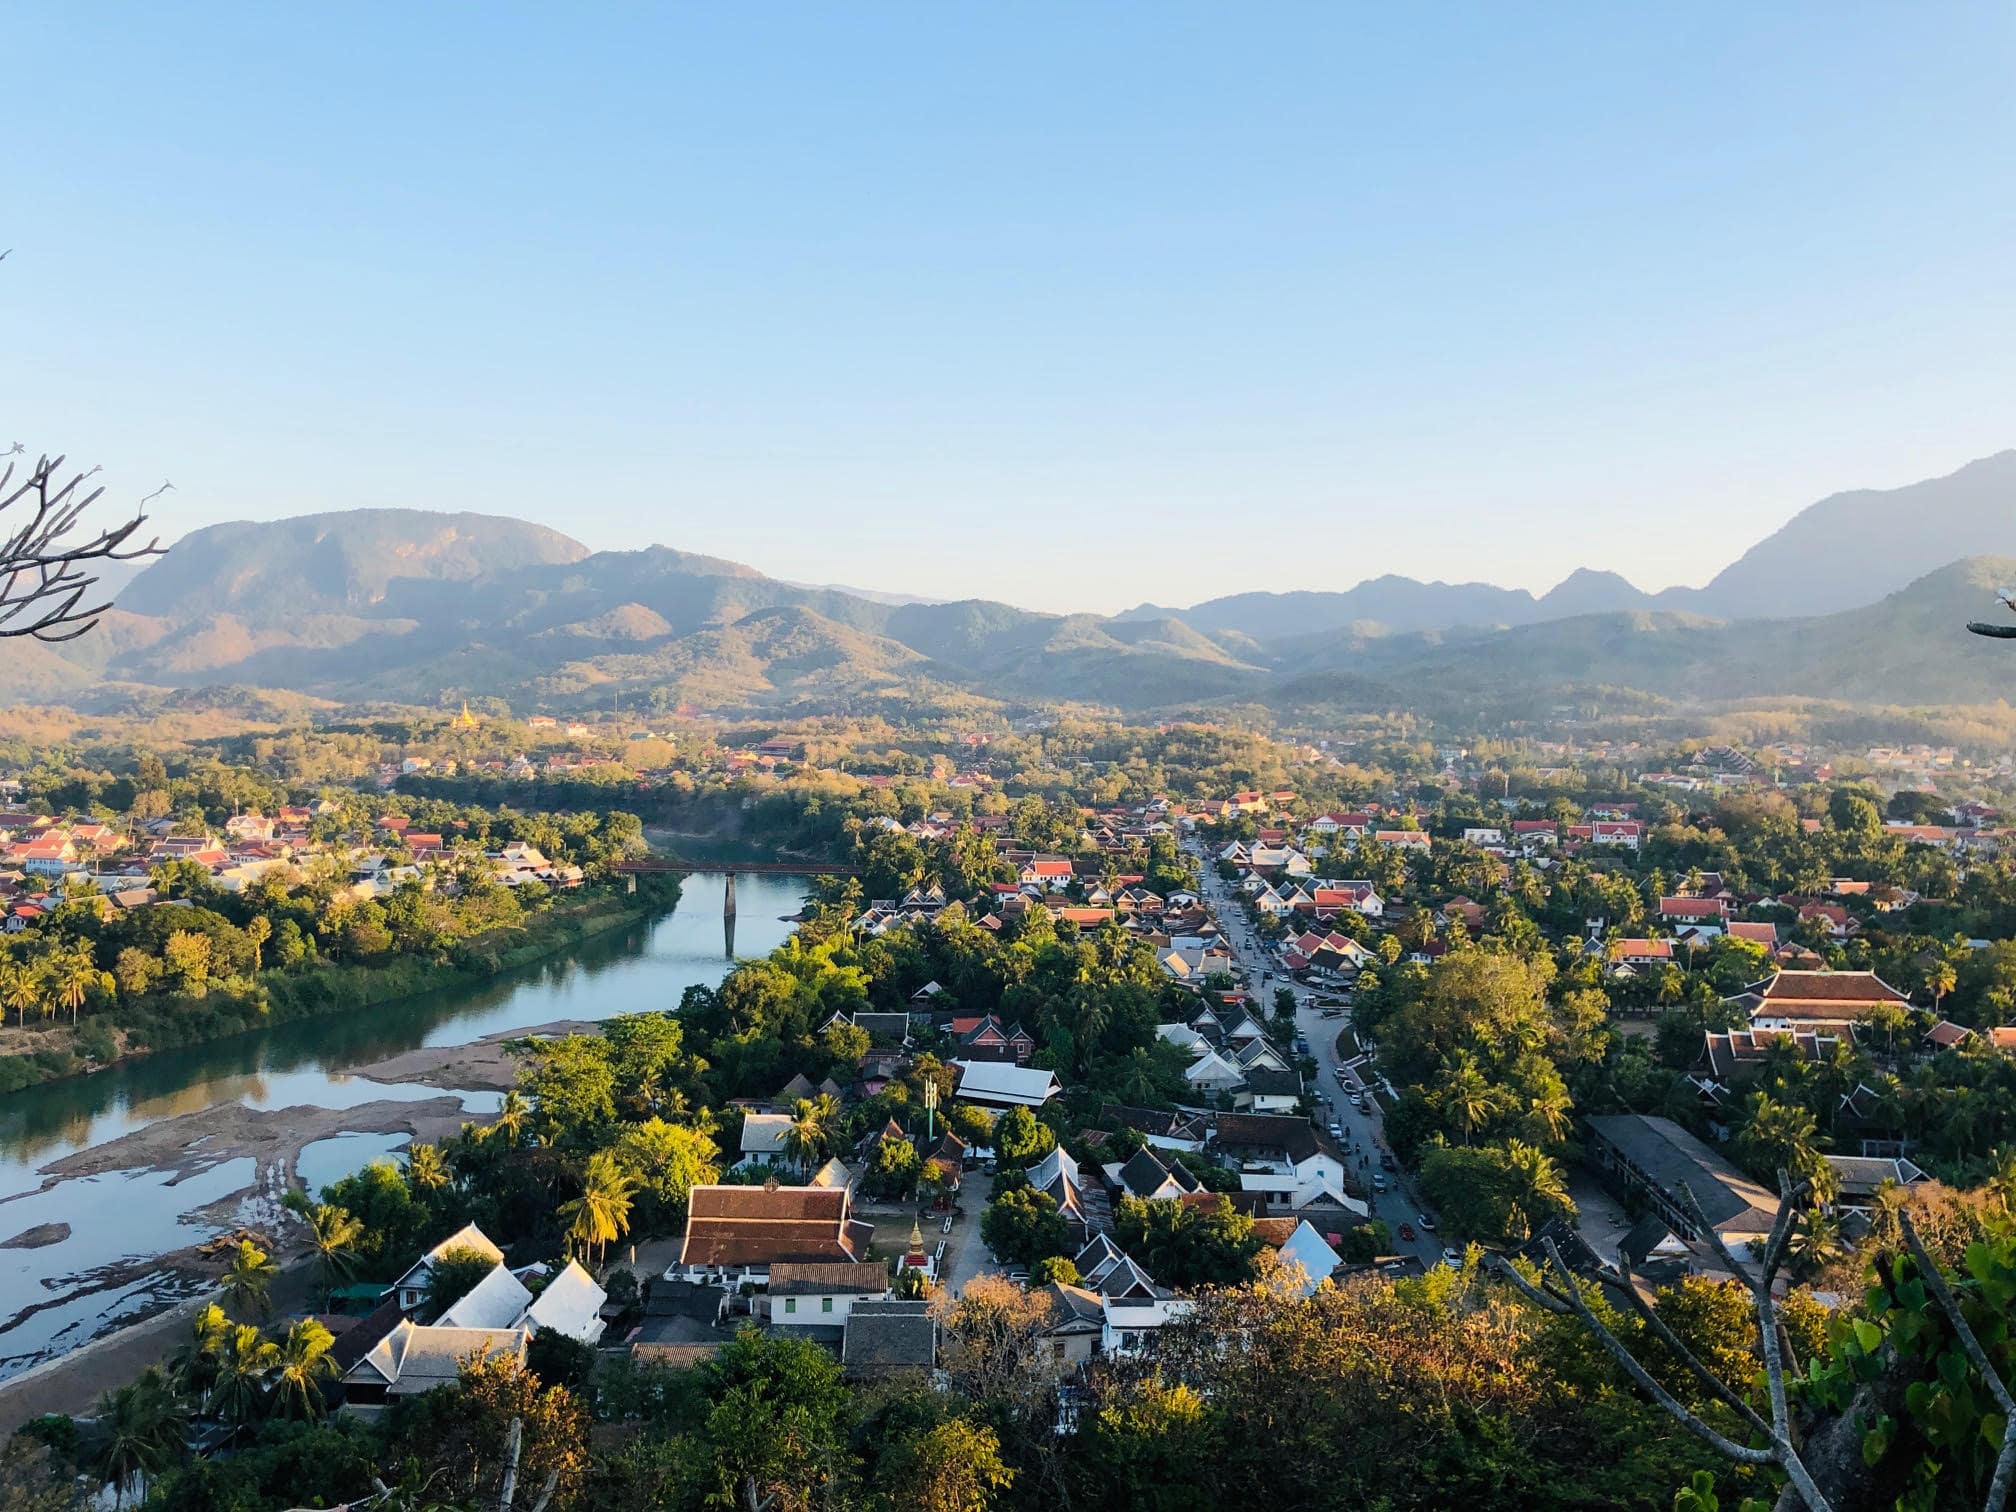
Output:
14 717 2016 1506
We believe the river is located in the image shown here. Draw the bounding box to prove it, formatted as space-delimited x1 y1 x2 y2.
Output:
0 871 807 1381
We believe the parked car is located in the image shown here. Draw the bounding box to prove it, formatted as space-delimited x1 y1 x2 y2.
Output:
1417 1214 1437 1232
1380 1153 1396 1171
1441 1248 1462 1269
1397 1222 1416 1241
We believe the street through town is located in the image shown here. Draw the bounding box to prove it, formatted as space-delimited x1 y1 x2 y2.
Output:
1189 845 1449 1268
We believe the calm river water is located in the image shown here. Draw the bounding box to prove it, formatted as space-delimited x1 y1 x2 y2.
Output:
0 872 806 1379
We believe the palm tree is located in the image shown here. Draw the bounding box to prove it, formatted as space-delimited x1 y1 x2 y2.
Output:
207 1322 278 1426
93 1366 186 1507
267 1318 336 1420
1526 1088 1573 1145
1436 1053 1503 1145
1498 1139 1571 1241
221 1239 279 1318
781 1097 833 1172
1786 1211 1847 1275
0 960 41 1029
244 914 271 972
487 1089 529 1148
304 1204 364 1291
53 946 110 1026
173 1302 231 1397
1925 958 1957 1015
557 1150 635 1266
1737 1093 1827 1187
405 1141 450 1196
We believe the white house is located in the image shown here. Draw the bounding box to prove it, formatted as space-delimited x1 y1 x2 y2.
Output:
1101 1296 1190 1357
766 1261 890 1329
1183 1049 1246 1095
1273 1220 1343 1298
388 1224 505 1315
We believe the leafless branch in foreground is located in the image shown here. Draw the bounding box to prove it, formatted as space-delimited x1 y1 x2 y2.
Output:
1490 1173 1835 1511
0 451 165 641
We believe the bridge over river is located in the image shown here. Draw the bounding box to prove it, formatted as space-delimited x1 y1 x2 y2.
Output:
612 857 859 916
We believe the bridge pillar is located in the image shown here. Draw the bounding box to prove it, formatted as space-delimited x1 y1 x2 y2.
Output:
723 871 737 919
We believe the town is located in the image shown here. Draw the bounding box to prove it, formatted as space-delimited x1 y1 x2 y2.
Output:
3 708 2016 1510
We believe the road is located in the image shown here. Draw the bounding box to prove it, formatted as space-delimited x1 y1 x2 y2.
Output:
1188 843 1449 1269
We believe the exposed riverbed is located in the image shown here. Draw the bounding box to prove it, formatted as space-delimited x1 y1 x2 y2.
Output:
0 872 806 1383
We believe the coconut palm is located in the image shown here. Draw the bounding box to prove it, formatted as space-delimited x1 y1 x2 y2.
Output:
1736 1093 1828 1188
558 1150 635 1266
1785 1211 1847 1275
267 1318 337 1421
52 946 111 1026
0 960 41 1030
172 1302 231 1397
1436 1053 1505 1145
220 1239 279 1318
781 1097 834 1172
1925 958 1957 1014
305 1204 364 1289
207 1322 278 1426
93 1365 187 1507
405 1141 450 1195
1498 1139 1571 1241
1525 1088 1574 1145
487 1089 529 1148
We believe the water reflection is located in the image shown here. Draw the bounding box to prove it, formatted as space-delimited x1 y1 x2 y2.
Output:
0 873 806 1377
0 872 803 1184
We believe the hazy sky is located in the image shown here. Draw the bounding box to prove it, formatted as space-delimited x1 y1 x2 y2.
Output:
6 5 2013 613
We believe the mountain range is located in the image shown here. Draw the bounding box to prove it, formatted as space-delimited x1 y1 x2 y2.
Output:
7 449 2016 721
1119 449 2016 638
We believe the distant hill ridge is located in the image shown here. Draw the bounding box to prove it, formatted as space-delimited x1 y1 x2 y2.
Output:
9 448 2014 715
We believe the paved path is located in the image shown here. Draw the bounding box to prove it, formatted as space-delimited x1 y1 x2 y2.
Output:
1189 845 1448 1268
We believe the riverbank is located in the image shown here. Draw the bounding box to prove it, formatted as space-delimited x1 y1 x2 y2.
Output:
0 878 678 1096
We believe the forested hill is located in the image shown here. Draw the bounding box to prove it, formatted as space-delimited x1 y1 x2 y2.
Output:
13 483 2016 719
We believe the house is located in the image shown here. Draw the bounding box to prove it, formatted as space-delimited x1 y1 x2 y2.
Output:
672 1183 875 1286
950 1014 1036 1065
1034 1281 1106 1371
1727 921 1779 950
1692 1029 1839 1097
1726 970 1912 1036
1660 896 1728 924
1820 1155 1927 1215
388 1224 505 1314
1102 1294 1190 1357
1029 1146 1097 1248
738 1112 795 1168
1097 1105 1209 1153
1584 1114 1780 1258
842 1299 937 1379
1072 1234 1167 1300
1590 820 1643 849
1111 1146 1201 1202
1373 830 1431 852
1272 1220 1343 1298
766 1261 889 1329
1212 1114 1356 1212
1610 938 1674 969
951 1060 1060 1109
1797 903 1858 940
342 1322 526 1405
1020 857 1075 891
1183 1048 1246 1096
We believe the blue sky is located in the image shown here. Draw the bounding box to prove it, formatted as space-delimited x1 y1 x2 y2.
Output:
6 4 2012 613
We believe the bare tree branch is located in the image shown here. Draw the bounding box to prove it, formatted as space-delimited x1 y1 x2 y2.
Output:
0 452 165 641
